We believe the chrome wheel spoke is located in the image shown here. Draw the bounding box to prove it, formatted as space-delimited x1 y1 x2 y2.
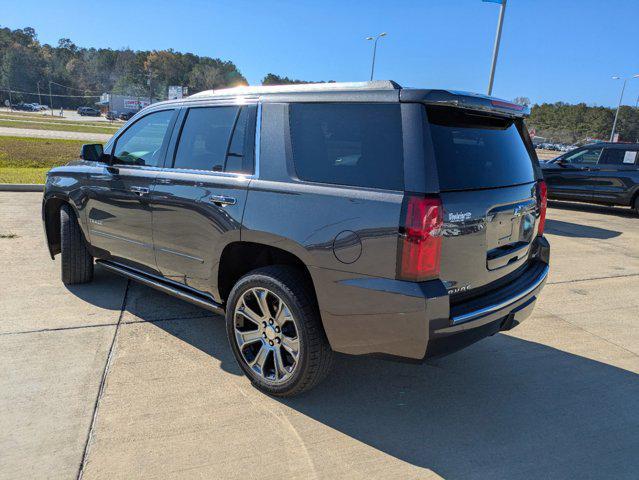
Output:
253 289 271 318
281 336 300 359
273 347 287 380
236 304 262 326
249 344 270 374
235 328 262 348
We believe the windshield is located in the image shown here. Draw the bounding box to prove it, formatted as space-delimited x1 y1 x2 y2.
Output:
427 106 536 191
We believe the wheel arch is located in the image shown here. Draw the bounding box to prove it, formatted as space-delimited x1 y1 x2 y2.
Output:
42 195 79 258
217 241 318 310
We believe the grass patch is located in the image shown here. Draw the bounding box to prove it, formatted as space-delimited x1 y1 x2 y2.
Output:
0 119 119 135
0 135 88 168
0 167 50 183
0 136 93 183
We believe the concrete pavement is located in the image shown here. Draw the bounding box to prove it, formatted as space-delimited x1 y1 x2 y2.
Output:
1 193 638 479
0 126 112 142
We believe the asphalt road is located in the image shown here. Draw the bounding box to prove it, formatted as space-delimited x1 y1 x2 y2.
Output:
0 126 112 142
1 193 638 480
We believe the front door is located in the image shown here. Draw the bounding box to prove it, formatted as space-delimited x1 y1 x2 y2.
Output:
151 104 256 296
544 146 602 201
85 109 177 273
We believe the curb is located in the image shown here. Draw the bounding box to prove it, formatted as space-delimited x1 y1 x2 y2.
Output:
0 184 44 192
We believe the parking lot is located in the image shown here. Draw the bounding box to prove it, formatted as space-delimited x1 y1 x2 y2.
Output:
1 192 638 479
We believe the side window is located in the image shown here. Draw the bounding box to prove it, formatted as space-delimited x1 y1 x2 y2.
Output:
173 106 254 174
564 147 602 165
288 103 404 190
600 148 639 166
113 110 174 167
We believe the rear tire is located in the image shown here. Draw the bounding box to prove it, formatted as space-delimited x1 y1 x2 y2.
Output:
60 204 94 285
225 266 333 397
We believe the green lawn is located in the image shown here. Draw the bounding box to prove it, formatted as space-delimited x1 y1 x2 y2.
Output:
0 136 91 183
0 119 119 135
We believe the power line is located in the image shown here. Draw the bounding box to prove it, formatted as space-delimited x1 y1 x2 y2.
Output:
0 87 99 98
48 80 102 94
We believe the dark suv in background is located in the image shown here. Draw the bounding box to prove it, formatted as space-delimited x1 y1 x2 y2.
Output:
541 142 639 213
42 81 550 396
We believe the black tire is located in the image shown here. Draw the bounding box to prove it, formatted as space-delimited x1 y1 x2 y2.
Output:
634 196 639 216
60 204 94 285
225 266 333 397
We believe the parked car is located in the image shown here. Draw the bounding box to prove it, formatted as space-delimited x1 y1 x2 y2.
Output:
541 142 639 213
105 110 120 121
11 102 37 111
77 106 101 116
118 111 135 120
42 81 550 396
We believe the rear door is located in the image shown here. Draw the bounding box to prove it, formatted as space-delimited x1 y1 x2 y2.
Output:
543 147 601 200
424 105 541 295
85 109 176 274
590 146 639 205
150 103 256 294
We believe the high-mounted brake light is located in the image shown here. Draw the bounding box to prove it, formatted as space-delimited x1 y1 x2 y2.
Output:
537 180 547 236
398 195 443 281
491 99 525 111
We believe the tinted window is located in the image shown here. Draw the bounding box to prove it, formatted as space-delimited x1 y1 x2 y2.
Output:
600 148 639 166
113 110 174 167
563 147 602 165
289 103 404 190
224 106 255 174
427 106 535 191
174 107 238 171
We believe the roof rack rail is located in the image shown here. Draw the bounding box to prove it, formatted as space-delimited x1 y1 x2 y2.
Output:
189 80 402 98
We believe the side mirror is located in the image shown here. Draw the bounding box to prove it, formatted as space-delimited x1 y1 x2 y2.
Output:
80 144 104 162
556 158 568 167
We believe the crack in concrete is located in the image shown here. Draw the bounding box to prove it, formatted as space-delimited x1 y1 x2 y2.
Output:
76 280 129 480
0 313 214 337
547 272 639 285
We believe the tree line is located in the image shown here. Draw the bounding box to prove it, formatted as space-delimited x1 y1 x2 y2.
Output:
527 102 639 144
0 26 248 108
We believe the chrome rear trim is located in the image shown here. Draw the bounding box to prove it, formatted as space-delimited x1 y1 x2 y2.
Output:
451 264 549 325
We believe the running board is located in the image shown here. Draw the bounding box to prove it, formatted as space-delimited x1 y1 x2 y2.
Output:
96 260 225 315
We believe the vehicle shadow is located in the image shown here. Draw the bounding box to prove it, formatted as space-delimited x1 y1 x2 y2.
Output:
544 218 622 239
67 268 639 479
548 200 637 219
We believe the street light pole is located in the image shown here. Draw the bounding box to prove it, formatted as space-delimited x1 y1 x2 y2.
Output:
486 0 507 96
366 32 387 81
610 74 639 142
48 81 54 117
36 81 42 106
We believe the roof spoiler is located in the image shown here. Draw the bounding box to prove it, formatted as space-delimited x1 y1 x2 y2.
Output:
400 89 530 117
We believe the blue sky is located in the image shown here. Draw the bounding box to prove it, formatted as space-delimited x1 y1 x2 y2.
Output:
4 0 639 106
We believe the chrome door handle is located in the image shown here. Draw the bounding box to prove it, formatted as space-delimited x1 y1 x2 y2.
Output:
129 186 150 195
209 195 236 206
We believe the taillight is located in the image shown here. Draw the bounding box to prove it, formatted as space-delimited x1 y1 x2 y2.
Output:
537 180 547 236
398 195 443 281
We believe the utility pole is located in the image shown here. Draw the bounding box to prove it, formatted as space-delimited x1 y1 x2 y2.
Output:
365 33 387 81
8 85 13 110
48 81 54 116
36 81 42 106
610 74 639 142
485 0 507 96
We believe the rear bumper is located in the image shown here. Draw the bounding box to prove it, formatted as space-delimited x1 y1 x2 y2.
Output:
313 237 550 361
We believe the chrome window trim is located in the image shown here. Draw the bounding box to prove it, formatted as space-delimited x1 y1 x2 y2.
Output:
451 264 549 325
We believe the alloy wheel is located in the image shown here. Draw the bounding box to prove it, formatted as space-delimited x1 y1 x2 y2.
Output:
233 287 300 383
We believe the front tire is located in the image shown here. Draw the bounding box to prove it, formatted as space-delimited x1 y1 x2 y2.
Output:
634 196 639 216
225 266 333 397
60 204 94 285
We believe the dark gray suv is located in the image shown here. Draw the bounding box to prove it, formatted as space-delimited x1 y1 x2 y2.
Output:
42 81 550 396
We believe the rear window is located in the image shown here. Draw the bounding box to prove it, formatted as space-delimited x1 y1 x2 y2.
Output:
427 106 535 191
289 103 404 190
